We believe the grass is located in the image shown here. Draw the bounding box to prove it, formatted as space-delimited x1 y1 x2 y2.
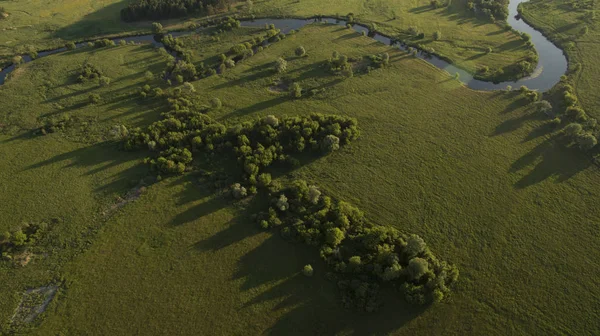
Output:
0 23 599 335
520 0 599 117
0 0 534 81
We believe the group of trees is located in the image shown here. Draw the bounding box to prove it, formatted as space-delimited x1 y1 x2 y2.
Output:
1 221 53 262
467 0 509 21
124 87 360 178
554 81 599 151
156 20 285 82
252 180 459 309
121 0 233 22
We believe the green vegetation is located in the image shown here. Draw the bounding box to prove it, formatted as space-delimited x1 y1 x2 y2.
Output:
520 0 600 159
0 14 599 336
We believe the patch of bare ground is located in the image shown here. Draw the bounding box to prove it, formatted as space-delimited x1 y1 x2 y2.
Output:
10 285 58 328
102 186 147 217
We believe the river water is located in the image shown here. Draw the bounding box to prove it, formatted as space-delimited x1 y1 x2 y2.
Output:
0 0 566 91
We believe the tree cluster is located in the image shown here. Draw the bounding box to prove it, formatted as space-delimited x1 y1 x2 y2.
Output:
252 180 459 310
124 90 360 177
121 0 232 22
467 0 509 20
1 220 55 262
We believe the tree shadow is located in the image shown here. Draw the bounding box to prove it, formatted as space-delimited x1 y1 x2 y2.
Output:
192 206 427 335
51 1 137 41
510 134 594 188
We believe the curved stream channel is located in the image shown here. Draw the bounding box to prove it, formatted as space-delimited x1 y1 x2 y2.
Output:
0 0 566 91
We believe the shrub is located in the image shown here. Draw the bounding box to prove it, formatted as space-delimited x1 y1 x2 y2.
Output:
65 42 76 50
433 30 442 41
290 82 302 98
275 57 287 73
89 94 101 104
408 26 420 36
11 230 28 247
326 227 345 247
225 59 236 68
183 82 195 93
12 56 23 65
210 97 222 109
405 235 426 258
303 264 314 277
295 46 306 57
99 76 111 87
566 107 586 121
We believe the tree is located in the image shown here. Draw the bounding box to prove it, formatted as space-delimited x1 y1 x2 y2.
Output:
564 123 582 137
577 134 597 151
326 227 345 247
303 264 314 277
276 194 289 211
322 135 340 152
295 46 306 57
152 22 164 34
407 257 429 280
258 173 272 187
231 183 247 199
405 234 426 258
433 30 442 41
535 100 552 115
65 42 76 50
144 71 154 81
275 57 287 73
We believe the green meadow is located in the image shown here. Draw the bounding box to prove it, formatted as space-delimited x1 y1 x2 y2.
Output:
0 21 598 335
0 0 533 80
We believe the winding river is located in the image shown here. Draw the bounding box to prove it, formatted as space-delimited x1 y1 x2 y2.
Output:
0 0 567 91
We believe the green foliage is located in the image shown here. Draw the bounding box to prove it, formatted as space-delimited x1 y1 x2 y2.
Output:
295 46 306 57
252 180 458 308
152 22 163 34
275 57 287 73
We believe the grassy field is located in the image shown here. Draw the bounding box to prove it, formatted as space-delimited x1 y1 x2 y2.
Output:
0 23 598 335
0 0 533 81
520 0 599 118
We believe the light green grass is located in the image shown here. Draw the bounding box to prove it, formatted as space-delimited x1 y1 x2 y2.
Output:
0 24 598 335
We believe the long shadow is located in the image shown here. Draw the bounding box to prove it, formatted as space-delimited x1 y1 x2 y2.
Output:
192 204 426 335
52 1 136 41
510 134 594 188
491 109 545 137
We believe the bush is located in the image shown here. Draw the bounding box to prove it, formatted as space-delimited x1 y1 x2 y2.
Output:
65 42 76 50
89 94 101 104
303 264 314 277
290 82 302 98
12 56 23 65
275 57 287 73
210 97 222 109
99 76 111 87
295 46 306 57
433 30 442 41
